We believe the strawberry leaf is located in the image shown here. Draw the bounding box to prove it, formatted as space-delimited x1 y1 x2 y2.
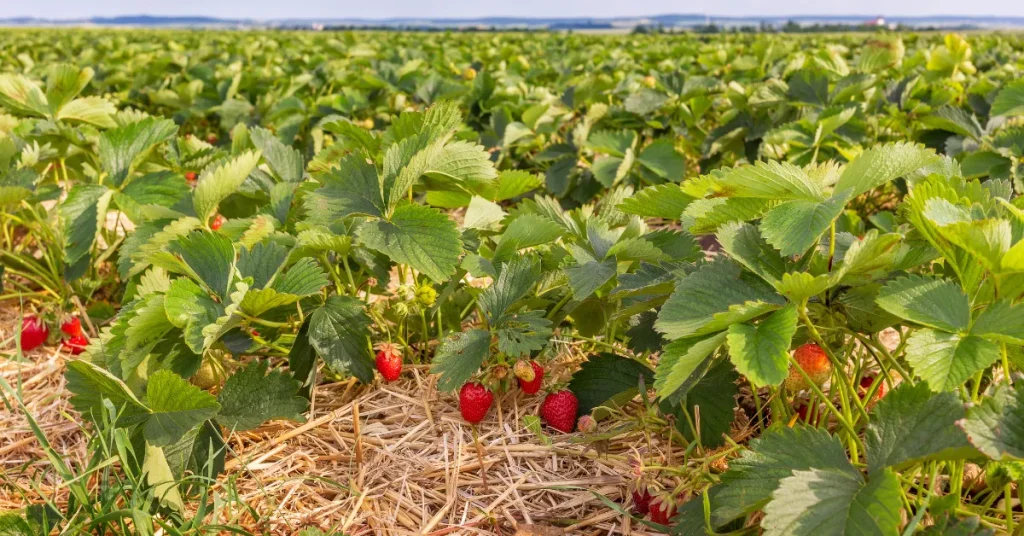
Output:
958 382 1024 460
710 426 856 527
875 275 969 333
308 296 374 383
762 468 902 536
430 329 491 391
904 330 1001 392
865 382 974 473
759 197 845 257
357 202 463 283
655 332 727 403
567 352 653 417
726 304 799 387
143 370 220 447
833 142 937 201
99 117 178 187
192 151 261 224
65 360 149 426
617 183 694 219
656 259 785 340
217 361 308 431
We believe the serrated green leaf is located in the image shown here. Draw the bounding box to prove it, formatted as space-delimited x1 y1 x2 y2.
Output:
655 332 727 403
958 383 1024 460
0 73 49 117
479 256 539 323
717 160 824 201
57 96 117 128
60 184 112 266
618 183 694 219
424 140 497 189
270 257 328 296
833 142 937 201
865 382 974 472
710 426 857 526
726 304 799 387
463 195 506 230
239 287 300 316
493 213 565 261
776 272 832 302
143 370 220 447
308 296 374 383
760 197 845 257
193 151 261 224
875 275 969 332
991 79 1024 117
171 231 235 300
717 221 786 285
637 138 685 181
217 361 307 431
237 241 288 290
164 278 222 354
762 468 902 536
431 329 491 392
494 310 551 357
309 153 384 219
971 299 1024 344
142 442 184 511
567 353 654 416
65 360 149 426
904 330 1000 392
683 197 775 235
99 117 178 187
358 202 462 283
656 260 785 340
250 127 303 183
565 258 617 299
492 170 542 201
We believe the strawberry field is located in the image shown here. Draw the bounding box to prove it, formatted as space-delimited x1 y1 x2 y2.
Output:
1 28 1024 535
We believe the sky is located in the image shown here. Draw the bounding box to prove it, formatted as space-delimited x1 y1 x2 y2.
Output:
3 0 1024 20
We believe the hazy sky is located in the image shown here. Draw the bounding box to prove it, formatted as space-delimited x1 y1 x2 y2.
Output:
4 0 1024 19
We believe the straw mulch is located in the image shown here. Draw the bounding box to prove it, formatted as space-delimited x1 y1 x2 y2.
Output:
0 304 674 535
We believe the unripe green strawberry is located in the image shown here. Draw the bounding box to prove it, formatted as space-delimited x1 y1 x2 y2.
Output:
459 382 494 424
414 283 437 307
540 390 578 433
192 351 228 390
784 343 832 392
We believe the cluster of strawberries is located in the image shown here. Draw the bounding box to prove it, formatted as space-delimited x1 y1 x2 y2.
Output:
19 315 88 355
374 344 581 433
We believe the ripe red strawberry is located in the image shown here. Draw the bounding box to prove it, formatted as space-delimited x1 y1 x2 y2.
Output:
650 496 676 525
516 361 544 394
631 487 653 515
540 390 578 433
858 374 888 403
784 343 832 392
210 214 225 230
185 171 197 183
63 334 89 355
61 317 82 337
375 343 402 382
19 316 49 351
206 134 218 144
458 382 494 424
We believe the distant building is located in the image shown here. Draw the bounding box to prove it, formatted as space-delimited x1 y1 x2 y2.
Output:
864 16 886 27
